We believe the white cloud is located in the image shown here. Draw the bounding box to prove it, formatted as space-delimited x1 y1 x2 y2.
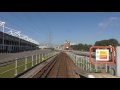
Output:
98 17 120 29
98 22 109 28
109 17 118 21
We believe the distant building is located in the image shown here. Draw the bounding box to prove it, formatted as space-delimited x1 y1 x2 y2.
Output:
55 40 71 50
39 46 47 49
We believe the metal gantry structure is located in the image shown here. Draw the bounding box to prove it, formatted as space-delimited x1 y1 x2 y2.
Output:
0 21 39 53
5 27 39 44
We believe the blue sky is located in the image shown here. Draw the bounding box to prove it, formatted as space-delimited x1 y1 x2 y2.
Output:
0 12 120 45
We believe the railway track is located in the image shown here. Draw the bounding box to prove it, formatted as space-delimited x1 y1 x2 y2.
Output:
32 52 80 78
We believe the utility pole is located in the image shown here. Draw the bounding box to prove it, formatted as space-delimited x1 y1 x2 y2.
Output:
0 21 5 52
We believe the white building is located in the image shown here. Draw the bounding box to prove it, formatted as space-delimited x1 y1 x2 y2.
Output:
39 46 47 49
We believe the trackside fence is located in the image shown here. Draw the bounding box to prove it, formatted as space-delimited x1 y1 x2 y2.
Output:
0 51 57 78
66 51 115 76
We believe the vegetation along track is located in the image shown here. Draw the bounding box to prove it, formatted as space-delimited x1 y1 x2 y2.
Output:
32 52 80 78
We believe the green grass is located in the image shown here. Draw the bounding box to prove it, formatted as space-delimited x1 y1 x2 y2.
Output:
0 62 15 78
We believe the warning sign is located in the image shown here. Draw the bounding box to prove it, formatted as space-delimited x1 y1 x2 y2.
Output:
42 58 44 61
96 49 109 61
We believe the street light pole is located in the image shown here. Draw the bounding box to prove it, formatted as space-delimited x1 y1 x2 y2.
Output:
3 22 5 52
0 21 5 53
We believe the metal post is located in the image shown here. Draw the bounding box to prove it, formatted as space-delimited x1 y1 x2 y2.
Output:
77 56 80 67
42 54 43 61
18 32 20 52
80 57 81 68
87 60 89 71
106 64 108 73
76 55 78 67
50 52 51 58
47 53 49 59
116 46 120 76
49 53 50 58
52 51 54 56
87 58 89 71
44 53 45 59
45 53 46 59
79 57 81 67
75 56 77 66
77 57 79 67
86 57 87 71
32 55 33 66
70 53 71 58
90 62 92 72
72 53 74 63
14 58 18 76
84 57 85 70
47 53 48 58
25 57 27 70
71 53 73 62
78 57 80 67
49 52 51 58
72 53 74 60
74 54 76 61
73 53 75 60
95 63 98 72
43 53 45 60
39 54 40 63
46 53 48 59
81 57 83 69
72 54 76 64
82 57 84 70
36 54 37 64
2 22 5 52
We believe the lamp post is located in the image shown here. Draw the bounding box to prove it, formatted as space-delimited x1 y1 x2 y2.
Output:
0 21 5 53
3 22 5 52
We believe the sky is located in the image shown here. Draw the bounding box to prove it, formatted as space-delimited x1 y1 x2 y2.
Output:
0 12 120 46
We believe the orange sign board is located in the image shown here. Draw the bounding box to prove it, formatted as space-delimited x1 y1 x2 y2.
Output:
100 55 107 59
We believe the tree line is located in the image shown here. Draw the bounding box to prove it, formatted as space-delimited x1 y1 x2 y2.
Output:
70 38 120 51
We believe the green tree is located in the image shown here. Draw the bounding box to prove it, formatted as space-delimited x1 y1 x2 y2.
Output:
70 43 92 51
108 38 119 47
94 38 120 47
